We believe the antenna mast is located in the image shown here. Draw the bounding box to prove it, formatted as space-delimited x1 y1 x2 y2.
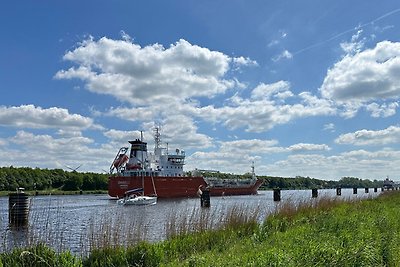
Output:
154 126 161 150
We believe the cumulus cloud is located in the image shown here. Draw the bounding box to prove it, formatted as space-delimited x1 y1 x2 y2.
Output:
232 56 258 67
288 143 331 152
365 102 398 118
184 83 335 132
0 105 97 130
251 81 292 100
2 130 115 172
186 138 332 175
187 139 278 173
55 37 249 105
267 148 400 180
335 125 400 146
219 139 283 154
321 41 400 104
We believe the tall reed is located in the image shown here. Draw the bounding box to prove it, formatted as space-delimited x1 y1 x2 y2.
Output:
165 203 261 239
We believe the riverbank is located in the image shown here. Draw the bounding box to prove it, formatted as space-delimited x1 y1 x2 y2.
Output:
1 191 399 266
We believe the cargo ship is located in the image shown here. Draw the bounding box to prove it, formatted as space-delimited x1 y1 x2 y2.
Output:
108 128 263 198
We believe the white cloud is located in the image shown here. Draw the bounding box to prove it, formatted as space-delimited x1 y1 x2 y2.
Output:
0 105 97 130
2 131 114 172
321 41 400 104
266 148 400 180
219 139 283 154
323 123 335 132
186 138 332 175
251 81 292 100
186 87 335 133
339 29 365 54
335 125 400 146
365 102 398 118
55 37 249 105
232 56 258 67
272 50 293 62
288 143 331 152
155 115 213 149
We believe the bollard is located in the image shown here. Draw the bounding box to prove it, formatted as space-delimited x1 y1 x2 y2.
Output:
200 188 210 207
273 189 281 201
336 187 342 196
365 188 369 193
353 188 357 194
312 188 318 198
9 188 30 227
374 188 377 193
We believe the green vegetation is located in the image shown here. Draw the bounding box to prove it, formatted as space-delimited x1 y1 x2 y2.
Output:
0 166 108 192
2 191 400 266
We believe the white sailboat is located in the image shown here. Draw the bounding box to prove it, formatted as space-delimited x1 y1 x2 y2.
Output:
117 188 157 206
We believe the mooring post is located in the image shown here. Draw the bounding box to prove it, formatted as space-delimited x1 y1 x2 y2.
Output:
374 188 377 193
353 188 357 194
200 187 210 208
336 187 341 196
273 189 281 201
9 188 30 227
312 188 318 198
365 188 369 193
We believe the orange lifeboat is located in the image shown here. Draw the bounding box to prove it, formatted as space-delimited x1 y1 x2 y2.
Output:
113 154 129 169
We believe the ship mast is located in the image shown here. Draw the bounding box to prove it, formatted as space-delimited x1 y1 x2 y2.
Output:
154 126 161 150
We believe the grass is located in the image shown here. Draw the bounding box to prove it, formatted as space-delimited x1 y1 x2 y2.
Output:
2 191 400 266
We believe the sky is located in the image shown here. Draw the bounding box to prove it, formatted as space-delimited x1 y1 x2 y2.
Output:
1 1 400 180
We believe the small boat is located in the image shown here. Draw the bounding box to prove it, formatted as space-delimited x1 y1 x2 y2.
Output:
117 188 157 206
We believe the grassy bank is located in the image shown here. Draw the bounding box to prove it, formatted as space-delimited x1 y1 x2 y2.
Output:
2 192 400 266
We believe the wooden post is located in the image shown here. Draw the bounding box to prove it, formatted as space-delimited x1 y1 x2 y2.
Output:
353 188 357 194
273 189 281 201
312 188 318 198
365 188 369 193
9 189 30 227
374 188 377 193
336 187 341 196
200 188 210 208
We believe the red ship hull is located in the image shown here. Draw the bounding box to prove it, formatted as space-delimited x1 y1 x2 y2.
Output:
108 176 263 198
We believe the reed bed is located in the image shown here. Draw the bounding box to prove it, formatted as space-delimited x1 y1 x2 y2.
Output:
84 210 147 254
165 202 262 239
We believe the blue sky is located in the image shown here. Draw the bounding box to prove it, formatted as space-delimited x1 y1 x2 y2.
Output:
1 1 400 180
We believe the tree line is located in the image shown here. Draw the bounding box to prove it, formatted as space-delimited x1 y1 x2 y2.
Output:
0 166 108 191
0 166 385 192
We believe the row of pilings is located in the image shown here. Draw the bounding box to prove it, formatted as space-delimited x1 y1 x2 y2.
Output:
273 187 393 201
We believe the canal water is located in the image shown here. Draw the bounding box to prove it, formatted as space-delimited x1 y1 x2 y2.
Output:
0 189 380 255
